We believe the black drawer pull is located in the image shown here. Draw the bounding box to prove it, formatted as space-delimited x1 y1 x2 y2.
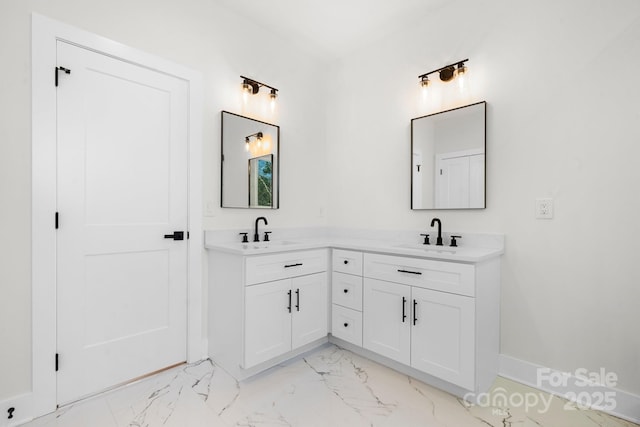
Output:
295 288 300 312
397 269 422 275
284 263 303 268
413 299 418 325
343 260 349 264
343 289 349 293
343 322 349 327
287 290 292 313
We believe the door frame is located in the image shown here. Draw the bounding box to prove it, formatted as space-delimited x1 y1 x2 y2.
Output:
31 13 203 417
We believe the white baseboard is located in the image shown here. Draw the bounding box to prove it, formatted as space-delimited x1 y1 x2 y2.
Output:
0 393 33 427
499 354 640 424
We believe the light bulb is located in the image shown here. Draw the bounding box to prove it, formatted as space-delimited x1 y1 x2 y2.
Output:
458 73 466 91
245 138 250 152
269 89 277 112
456 63 467 92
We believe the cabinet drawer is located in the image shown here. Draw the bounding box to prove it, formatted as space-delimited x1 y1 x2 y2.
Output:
363 253 475 297
332 272 363 311
331 304 362 346
246 249 327 285
332 249 363 276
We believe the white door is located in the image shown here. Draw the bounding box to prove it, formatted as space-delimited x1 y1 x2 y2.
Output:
291 273 328 349
363 278 411 365
435 156 470 208
244 280 292 368
469 154 485 208
411 287 475 390
56 41 189 404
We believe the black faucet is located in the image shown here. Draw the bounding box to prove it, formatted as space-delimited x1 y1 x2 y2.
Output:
430 217 443 246
254 216 268 242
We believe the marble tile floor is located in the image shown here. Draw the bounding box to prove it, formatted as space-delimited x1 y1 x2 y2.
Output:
23 345 638 427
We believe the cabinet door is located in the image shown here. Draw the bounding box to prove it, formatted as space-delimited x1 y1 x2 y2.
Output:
411 287 475 389
363 278 411 365
291 272 328 349
244 279 292 368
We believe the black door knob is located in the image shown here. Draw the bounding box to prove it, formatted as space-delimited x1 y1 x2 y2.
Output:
164 231 184 241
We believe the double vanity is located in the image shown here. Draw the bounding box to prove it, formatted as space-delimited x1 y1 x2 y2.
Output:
212 99 496 398
206 227 503 399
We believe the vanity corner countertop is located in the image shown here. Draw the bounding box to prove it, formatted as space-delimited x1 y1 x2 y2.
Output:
205 234 503 263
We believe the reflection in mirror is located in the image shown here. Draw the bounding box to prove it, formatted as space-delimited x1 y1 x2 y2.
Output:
249 154 273 207
221 111 279 208
411 101 486 210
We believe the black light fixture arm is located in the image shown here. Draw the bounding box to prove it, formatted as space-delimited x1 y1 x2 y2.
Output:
418 58 469 80
240 75 279 94
246 131 263 140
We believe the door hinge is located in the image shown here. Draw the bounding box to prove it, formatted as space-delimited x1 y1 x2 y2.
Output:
55 212 59 229
55 66 71 87
55 353 59 372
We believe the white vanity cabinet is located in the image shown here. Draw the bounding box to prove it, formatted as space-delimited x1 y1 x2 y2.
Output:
206 231 501 392
330 249 364 346
245 272 327 368
208 248 328 379
362 253 498 392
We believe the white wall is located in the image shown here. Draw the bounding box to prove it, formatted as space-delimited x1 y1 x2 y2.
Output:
326 0 640 395
0 0 328 400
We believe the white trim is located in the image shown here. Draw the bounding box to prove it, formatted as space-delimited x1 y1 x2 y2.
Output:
31 13 203 418
499 354 640 424
436 148 484 160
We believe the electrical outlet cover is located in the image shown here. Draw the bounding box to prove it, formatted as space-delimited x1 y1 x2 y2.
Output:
536 198 553 219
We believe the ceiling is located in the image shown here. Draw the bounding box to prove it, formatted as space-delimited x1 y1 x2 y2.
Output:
215 0 449 59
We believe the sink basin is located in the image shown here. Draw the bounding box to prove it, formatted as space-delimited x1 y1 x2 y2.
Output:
393 243 458 254
240 240 300 250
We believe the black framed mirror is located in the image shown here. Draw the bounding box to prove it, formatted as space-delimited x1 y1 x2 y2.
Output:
411 101 486 209
221 111 279 209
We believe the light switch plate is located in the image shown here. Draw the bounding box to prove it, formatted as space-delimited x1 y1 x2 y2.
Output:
536 198 553 219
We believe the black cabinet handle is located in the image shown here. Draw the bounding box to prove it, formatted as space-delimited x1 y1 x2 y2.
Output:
295 288 300 312
413 299 418 325
343 260 349 265
284 263 303 268
343 288 349 293
343 322 349 328
164 231 184 241
398 269 422 275
287 290 292 313
402 296 407 323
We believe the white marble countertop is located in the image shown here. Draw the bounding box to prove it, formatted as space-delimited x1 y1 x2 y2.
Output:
205 228 504 263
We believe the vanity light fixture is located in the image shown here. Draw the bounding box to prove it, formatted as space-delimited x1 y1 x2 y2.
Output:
241 76 279 99
418 58 469 87
245 131 264 151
